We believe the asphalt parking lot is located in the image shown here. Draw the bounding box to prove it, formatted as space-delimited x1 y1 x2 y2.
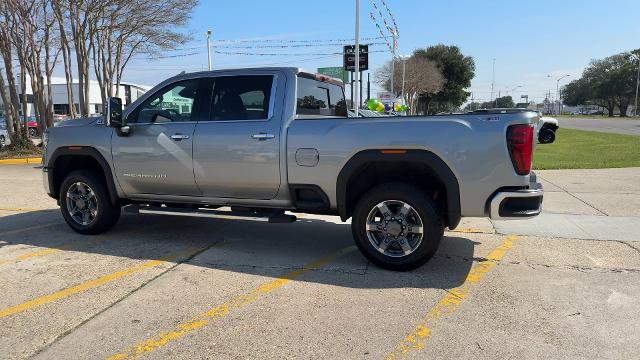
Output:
1 164 639 359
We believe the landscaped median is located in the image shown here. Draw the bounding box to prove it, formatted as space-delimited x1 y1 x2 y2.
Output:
534 128 640 169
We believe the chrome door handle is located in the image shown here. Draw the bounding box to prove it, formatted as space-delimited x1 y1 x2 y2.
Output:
251 133 275 141
170 134 190 141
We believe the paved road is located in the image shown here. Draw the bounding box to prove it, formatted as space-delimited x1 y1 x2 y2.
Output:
559 117 640 136
1 164 639 359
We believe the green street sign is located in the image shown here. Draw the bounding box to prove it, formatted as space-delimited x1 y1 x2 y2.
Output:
317 67 348 84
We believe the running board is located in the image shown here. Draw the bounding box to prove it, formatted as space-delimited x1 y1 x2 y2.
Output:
123 205 297 224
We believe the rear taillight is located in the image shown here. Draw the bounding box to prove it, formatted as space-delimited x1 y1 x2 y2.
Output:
507 124 534 175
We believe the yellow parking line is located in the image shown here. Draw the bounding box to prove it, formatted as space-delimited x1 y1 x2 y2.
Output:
0 157 42 165
386 235 519 360
0 236 111 267
0 222 60 237
0 244 214 319
107 246 357 360
0 207 44 212
449 228 494 234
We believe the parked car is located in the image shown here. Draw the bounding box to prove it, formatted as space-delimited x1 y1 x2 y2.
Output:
42 68 543 271
0 121 10 148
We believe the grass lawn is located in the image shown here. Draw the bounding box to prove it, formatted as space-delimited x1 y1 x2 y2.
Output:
534 128 640 169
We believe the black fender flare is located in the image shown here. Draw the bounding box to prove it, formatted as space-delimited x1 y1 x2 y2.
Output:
336 149 461 229
47 146 120 206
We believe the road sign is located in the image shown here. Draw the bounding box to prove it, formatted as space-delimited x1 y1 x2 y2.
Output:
317 67 348 83
343 45 369 71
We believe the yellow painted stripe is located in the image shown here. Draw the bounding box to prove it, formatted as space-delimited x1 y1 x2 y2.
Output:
0 222 59 237
448 227 494 234
0 236 110 267
0 207 44 212
107 246 357 360
386 235 519 360
0 157 42 165
0 244 212 319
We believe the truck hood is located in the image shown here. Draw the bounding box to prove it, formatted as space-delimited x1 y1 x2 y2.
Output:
53 117 102 128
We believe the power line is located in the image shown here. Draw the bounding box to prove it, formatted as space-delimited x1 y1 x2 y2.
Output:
213 50 387 57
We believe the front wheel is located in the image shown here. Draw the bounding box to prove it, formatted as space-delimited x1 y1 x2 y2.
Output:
59 170 121 235
0 135 5 148
351 183 444 271
29 127 39 137
538 128 556 144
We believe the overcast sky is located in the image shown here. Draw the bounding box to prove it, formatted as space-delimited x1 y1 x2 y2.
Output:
114 0 640 104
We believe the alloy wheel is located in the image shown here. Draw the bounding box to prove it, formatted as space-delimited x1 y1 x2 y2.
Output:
365 200 424 258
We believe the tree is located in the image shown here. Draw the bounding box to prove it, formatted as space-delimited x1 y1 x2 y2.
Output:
375 56 444 114
413 44 475 114
90 0 196 106
563 49 639 117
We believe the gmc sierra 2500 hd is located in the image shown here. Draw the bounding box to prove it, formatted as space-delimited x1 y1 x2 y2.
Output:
42 67 543 271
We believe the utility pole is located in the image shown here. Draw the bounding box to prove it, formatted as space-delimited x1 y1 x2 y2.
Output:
206 30 212 71
490 58 496 103
354 0 360 117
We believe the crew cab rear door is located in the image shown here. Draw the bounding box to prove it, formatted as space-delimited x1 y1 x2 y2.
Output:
111 78 207 196
192 73 283 199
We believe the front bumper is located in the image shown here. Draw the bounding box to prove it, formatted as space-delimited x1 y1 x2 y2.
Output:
489 179 543 220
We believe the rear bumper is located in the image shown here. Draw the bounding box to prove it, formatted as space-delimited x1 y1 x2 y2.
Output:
489 181 543 220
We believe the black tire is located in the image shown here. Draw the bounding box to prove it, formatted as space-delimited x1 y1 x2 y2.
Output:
59 170 120 235
29 127 38 137
351 183 444 271
0 135 5 148
538 128 556 144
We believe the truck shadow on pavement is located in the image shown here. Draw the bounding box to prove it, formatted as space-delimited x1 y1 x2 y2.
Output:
0 210 479 290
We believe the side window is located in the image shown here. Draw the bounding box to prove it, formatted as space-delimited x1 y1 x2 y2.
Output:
210 75 274 121
296 77 347 118
130 79 200 124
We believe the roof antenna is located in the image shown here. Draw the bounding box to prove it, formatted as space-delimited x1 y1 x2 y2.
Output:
179 70 186 75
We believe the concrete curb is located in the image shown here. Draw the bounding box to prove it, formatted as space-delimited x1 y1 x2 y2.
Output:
0 157 42 165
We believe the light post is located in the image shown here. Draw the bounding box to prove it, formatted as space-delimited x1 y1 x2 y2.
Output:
549 74 570 115
205 30 212 71
390 30 398 102
354 0 360 117
632 53 640 117
400 55 409 105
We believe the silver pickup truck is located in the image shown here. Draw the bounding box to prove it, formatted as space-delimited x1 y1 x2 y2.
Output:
42 67 543 271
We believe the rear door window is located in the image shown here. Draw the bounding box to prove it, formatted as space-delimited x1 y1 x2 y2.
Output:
209 75 274 121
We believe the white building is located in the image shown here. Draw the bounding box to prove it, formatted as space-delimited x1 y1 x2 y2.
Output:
0 76 151 117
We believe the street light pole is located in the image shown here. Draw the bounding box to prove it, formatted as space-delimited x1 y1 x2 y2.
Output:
390 30 397 102
354 0 360 117
401 55 408 105
633 54 640 117
206 30 212 71
551 74 570 115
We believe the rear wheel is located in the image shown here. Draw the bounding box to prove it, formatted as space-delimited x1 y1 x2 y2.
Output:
0 135 5 148
351 183 444 271
59 170 120 235
29 127 38 137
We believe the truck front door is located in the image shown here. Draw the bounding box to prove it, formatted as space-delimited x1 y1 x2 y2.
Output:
112 78 207 196
193 74 283 199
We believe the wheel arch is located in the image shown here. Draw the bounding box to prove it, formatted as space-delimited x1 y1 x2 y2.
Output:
48 147 119 206
336 149 461 229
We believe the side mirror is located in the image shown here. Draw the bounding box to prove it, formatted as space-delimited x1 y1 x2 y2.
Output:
105 97 124 128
